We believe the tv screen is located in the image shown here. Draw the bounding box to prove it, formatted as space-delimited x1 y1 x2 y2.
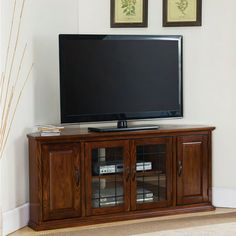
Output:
59 35 183 125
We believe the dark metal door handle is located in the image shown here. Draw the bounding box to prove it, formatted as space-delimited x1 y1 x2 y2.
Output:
75 169 80 187
178 161 183 177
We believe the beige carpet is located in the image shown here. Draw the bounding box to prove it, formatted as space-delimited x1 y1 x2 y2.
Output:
41 222 236 236
10 209 236 236
134 222 236 236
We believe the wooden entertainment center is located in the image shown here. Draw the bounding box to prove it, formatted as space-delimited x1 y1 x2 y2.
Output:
28 125 215 230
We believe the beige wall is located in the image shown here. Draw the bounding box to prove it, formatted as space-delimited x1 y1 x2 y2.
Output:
0 0 78 212
1 0 236 233
78 0 236 189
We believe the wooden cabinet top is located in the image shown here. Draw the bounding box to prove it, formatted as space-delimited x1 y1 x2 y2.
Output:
27 125 215 141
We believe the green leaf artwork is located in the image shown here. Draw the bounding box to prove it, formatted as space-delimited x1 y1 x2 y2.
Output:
121 0 137 16
176 0 189 15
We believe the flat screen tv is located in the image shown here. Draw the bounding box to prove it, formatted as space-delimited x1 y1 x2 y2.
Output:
59 35 183 132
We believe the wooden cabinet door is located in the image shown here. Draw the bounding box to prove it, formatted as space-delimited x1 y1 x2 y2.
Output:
85 140 130 216
42 143 81 221
177 135 209 205
131 137 173 211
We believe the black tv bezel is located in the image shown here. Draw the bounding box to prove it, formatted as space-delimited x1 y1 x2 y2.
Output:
59 34 183 124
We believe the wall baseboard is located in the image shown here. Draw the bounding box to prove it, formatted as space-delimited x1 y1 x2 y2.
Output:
213 187 236 208
1 188 235 235
2 203 29 236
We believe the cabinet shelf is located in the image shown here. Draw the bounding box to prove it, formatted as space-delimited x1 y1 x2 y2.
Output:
91 170 164 179
92 174 123 180
137 151 166 156
136 170 163 177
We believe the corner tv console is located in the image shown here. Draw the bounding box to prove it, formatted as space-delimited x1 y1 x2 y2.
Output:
28 125 215 231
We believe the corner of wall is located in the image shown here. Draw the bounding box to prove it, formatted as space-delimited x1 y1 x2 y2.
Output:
2 203 29 236
213 187 236 208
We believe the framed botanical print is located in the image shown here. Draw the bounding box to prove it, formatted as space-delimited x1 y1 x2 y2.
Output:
111 0 148 28
163 0 202 27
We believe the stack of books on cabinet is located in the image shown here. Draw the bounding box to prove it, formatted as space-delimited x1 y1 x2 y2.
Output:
37 125 64 136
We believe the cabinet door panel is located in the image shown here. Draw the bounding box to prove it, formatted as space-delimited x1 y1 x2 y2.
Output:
42 143 81 221
85 141 130 216
131 137 173 211
177 135 208 205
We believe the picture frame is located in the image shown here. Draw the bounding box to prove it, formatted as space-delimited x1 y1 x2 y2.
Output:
163 0 202 27
110 0 148 28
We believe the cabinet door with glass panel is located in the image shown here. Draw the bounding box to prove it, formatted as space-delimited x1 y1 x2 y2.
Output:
85 140 130 216
131 137 173 210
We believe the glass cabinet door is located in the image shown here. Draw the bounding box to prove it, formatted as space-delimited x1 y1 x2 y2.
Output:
131 138 172 210
85 141 130 216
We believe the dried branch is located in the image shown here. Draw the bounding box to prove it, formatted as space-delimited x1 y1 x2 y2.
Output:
0 73 5 104
2 0 26 128
0 63 34 159
0 0 17 104
0 0 32 160
14 43 28 88
0 88 14 150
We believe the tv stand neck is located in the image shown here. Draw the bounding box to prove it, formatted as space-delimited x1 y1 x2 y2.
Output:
117 120 128 128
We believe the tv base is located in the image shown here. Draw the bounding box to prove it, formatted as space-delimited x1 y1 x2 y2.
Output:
88 124 159 132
